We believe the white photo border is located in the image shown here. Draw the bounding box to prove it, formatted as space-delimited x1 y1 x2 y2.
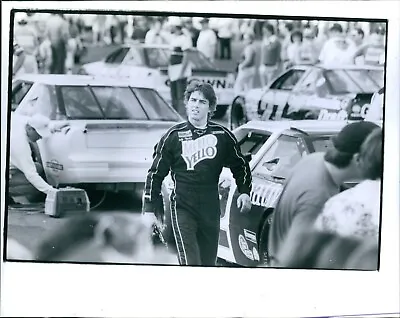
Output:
1 1 399 317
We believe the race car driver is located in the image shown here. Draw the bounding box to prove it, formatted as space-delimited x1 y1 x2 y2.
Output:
143 81 252 266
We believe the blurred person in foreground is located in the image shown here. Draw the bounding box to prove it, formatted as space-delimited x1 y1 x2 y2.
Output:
259 23 281 87
13 12 40 75
46 13 70 74
234 32 257 95
143 81 252 266
9 113 68 205
34 213 178 264
12 40 26 78
267 121 380 264
196 18 218 62
272 230 378 270
315 127 382 242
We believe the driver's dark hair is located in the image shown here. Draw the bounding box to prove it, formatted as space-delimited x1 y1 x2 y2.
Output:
324 148 354 168
184 80 217 112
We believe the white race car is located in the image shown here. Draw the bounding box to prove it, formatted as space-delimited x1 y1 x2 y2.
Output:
79 43 236 119
11 74 182 197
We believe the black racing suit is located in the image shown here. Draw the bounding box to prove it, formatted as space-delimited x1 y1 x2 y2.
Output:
143 120 252 266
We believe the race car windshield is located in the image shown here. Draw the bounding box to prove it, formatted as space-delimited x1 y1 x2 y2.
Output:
324 69 382 94
59 85 180 121
145 48 215 70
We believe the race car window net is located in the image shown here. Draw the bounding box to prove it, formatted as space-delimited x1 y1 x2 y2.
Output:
105 48 130 64
270 69 305 90
252 135 302 181
324 69 382 94
237 131 271 156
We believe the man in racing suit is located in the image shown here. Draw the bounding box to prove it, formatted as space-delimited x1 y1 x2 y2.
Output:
143 81 252 266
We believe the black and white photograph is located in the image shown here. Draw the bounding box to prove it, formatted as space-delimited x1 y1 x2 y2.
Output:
1 1 399 317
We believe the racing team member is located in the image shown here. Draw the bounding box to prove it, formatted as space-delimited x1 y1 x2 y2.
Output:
143 81 252 266
9 113 67 204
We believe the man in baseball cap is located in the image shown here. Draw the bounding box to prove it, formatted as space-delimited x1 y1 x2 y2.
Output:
268 121 380 266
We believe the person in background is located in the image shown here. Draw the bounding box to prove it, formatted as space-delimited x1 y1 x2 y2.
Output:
285 29 306 69
46 13 70 74
365 87 384 121
279 21 295 65
144 17 170 45
299 27 319 65
9 113 59 204
234 32 257 95
259 23 281 87
319 23 353 65
12 40 26 78
315 127 382 242
183 18 200 48
170 23 192 51
217 18 234 60
352 26 386 66
196 18 218 62
132 17 149 43
267 121 380 264
14 12 40 74
348 27 366 65
37 34 52 74
65 18 80 74
34 213 178 265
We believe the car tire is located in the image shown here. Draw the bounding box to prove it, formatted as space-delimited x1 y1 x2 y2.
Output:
212 105 229 120
230 97 248 130
258 211 274 266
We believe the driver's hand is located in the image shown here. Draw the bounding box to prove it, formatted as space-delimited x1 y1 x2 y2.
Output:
237 193 252 213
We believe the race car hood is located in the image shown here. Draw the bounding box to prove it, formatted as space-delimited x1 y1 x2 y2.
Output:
81 61 111 75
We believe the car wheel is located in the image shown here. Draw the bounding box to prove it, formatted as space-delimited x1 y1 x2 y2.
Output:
230 97 248 130
212 105 229 120
258 211 274 266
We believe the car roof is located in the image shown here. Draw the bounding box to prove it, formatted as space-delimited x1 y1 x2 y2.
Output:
241 120 351 135
13 74 153 88
292 64 384 71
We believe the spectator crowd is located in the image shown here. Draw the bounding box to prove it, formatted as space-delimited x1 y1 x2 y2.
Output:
13 12 386 89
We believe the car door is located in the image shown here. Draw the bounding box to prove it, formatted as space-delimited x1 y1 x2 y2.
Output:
259 68 308 121
226 132 307 266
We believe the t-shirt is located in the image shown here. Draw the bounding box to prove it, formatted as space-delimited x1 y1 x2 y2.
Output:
260 35 281 66
314 180 381 242
196 29 217 60
268 152 340 260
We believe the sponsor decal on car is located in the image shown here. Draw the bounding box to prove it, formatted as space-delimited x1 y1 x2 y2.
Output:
244 229 257 244
46 159 63 173
250 183 282 208
164 77 233 89
238 234 254 260
318 109 348 120
350 103 370 119
252 247 260 261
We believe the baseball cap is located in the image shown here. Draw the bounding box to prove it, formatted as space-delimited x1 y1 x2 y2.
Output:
27 114 52 138
332 121 380 154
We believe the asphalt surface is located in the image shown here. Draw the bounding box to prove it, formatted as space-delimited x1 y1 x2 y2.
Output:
5 40 246 260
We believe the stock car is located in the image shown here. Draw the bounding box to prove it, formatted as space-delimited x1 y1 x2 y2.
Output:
161 119 381 267
230 64 384 129
10 74 182 198
79 43 236 119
